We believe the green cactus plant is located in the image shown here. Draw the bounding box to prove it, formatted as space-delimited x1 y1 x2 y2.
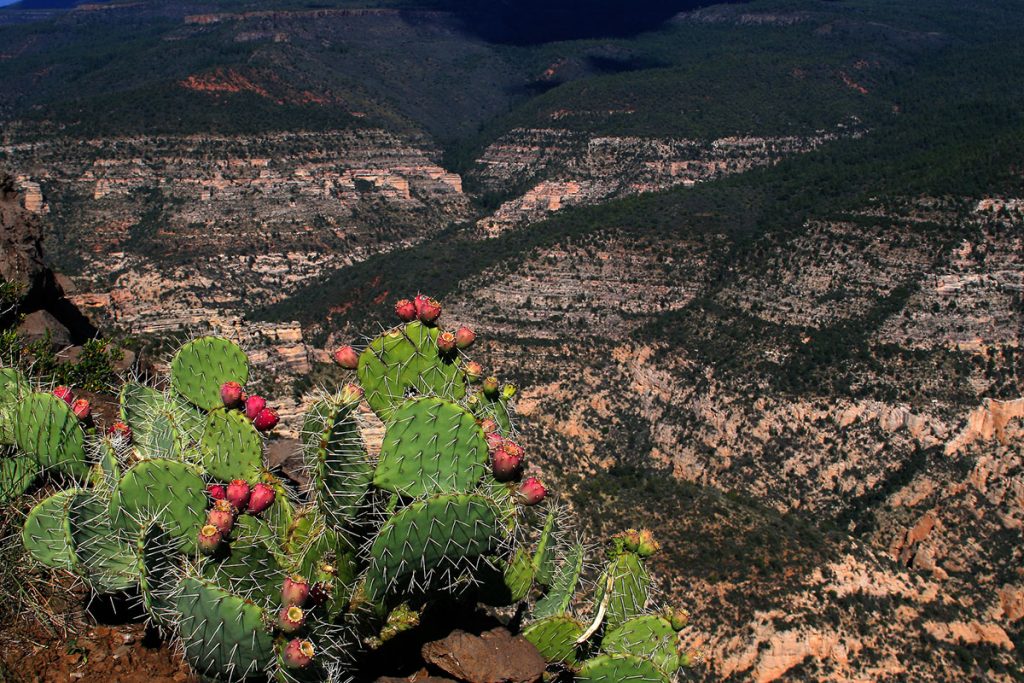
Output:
10 296 699 683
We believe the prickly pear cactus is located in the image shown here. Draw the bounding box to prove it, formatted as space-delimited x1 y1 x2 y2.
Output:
8 294 701 682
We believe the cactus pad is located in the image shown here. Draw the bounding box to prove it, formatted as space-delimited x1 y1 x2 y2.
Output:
576 653 671 683
175 577 275 681
170 337 249 411
374 397 488 498
0 367 30 445
595 551 651 631
533 541 584 619
120 382 202 461
22 489 77 569
0 452 37 503
303 396 372 530
204 515 286 608
14 392 87 479
358 322 466 418
523 615 584 665
601 615 681 674
200 409 264 482
71 493 139 592
364 493 503 604
109 459 207 553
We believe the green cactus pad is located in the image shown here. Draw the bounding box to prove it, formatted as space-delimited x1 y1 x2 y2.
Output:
204 515 286 608
374 397 488 498
595 551 651 631
71 493 139 593
0 452 37 503
200 409 264 482
175 577 275 681
523 615 585 665
576 653 671 683
139 525 179 625
92 440 122 489
120 382 203 461
470 392 514 435
505 547 535 602
0 367 30 445
533 541 584 619
364 493 503 605
602 615 681 674
358 322 466 418
14 392 88 479
109 459 207 553
533 506 560 587
303 396 372 530
170 337 249 411
22 489 77 569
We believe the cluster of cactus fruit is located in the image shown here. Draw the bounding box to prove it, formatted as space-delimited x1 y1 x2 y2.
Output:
0 294 698 682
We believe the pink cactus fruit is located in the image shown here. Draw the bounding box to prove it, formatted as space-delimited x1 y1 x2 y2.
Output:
246 482 276 515
282 639 315 669
277 606 306 634
455 326 475 349
252 408 279 432
244 395 266 420
394 298 417 322
415 295 442 324
282 574 310 607
463 361 483 384
491 443 523 482
207 500 235 536
518 477 546 506
197 524 223 555
52 386 74 405
220 381 244 408
207 483 227 501
436 331 457 354
332 345 360 369
71 398 91 422
226 480 250 510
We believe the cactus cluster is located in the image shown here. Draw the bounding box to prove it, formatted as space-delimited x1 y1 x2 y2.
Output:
1 294 698 682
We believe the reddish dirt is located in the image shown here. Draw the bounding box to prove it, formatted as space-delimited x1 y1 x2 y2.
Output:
1 620 196 683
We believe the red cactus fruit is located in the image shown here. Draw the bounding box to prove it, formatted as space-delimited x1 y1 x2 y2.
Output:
395 298 417 322
197 524 222 555
436 331 457 354
278 605 306 634
491 445 523 482
282 574 310 607
282 639 315 670
482 376 500 398
244 395 266 420
207 484 227 501
332 345 360 369
518 477 546 506
463 361 483 384
226 480 250 510
253 408 279 432
340 383 363 404
71 398 91 422
479 418 498 434
308 581 332 607
220 381 244 408
486 432 504 449
501 440 524 460
107 421 132 445
52 386 74 405
247 482 276 515
455 326 476 349
207 502 235 536
415 295 442 324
